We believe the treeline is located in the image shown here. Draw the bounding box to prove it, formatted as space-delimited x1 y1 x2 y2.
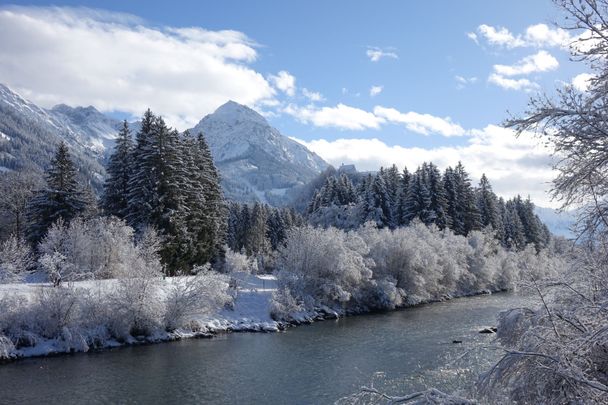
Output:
226 202 304 256
307 162 550 250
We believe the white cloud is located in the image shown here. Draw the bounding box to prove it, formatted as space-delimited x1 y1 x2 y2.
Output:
366 46 398 62
369 85 383 97
302 88 324 102
0 6 277 129
488 74 539 91
466 32 479 44
524 23 572 48
478 24 526 48
571 72 594 92
488 51 558 92
283 103 385 130
373 106 466 137
268 70 296 97
282 102 466 136
475 23 572 49
292 124 556 206
455 75 478 89
493 50 559 76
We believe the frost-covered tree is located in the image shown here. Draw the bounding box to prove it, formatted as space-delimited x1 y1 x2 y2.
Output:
0 236 34 283
0 171 43 240
26 142 87 245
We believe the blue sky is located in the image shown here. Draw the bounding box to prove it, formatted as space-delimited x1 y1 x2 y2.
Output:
0 1 591 206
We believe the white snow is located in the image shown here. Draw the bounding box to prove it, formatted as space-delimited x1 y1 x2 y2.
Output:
0 131 10 141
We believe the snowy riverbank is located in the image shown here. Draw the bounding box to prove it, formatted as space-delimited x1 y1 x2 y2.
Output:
0 271 509 363
0 273 286 361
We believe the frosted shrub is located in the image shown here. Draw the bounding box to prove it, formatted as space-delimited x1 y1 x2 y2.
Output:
164 267 233 331
224 248 257 274
31 286 80 338
38 217 146 281
275 226 373 311
270 287 305 320
0 236 34 283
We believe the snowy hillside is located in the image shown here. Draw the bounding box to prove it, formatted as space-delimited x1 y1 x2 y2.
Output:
0 83 121 187
190 101 328 204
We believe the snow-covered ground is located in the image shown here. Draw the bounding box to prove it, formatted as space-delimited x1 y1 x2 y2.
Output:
0 273 282 361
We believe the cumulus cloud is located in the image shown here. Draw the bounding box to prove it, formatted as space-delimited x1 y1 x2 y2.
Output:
488 74 539 91
0 6 277 129
493 50 559 76
292 125 556 206
373 106 466 137
366 46 398 62
269 70 296 97
571 72 594 92
488 51 558 91
369 85 383 97
283 103 385 130
474 23 572 49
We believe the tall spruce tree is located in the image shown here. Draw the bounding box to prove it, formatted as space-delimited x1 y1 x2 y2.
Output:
425 163 451 229
27 142 87 244
102 120 133 218
403 168 433 225
476 174 500 231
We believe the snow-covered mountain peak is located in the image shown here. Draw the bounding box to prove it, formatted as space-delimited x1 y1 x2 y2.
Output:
189 100 328 204
210 100 267 126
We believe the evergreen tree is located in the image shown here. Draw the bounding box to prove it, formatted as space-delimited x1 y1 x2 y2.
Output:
403 169 433 225
504 199 526 249
476 174 500 231
27 142 87 244
245 202 270 256
454 162 481 235
396 166 411 226
425 163 451 229
102 120 133 218
126 109 157 229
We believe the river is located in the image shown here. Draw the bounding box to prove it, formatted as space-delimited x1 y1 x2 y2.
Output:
0 292 532 404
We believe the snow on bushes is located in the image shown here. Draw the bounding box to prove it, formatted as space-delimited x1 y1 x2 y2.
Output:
0 236 34 283
37 217 158 281
271 221 560 320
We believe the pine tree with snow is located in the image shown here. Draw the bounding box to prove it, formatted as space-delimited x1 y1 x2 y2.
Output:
504 199 526 249
403 168 434 225
245 202 270 256
27 142 87 245
396 166 411 226
424 162 451 229
102 120 133 218
126 109 157 229
476 174 500 231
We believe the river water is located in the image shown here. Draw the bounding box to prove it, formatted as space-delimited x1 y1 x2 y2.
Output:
0 292 532 404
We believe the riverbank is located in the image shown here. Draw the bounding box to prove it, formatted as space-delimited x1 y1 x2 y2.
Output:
0 273 509 363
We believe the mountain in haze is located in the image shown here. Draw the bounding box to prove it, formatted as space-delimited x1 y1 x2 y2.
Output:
534 206 576 239
190 101 328 204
